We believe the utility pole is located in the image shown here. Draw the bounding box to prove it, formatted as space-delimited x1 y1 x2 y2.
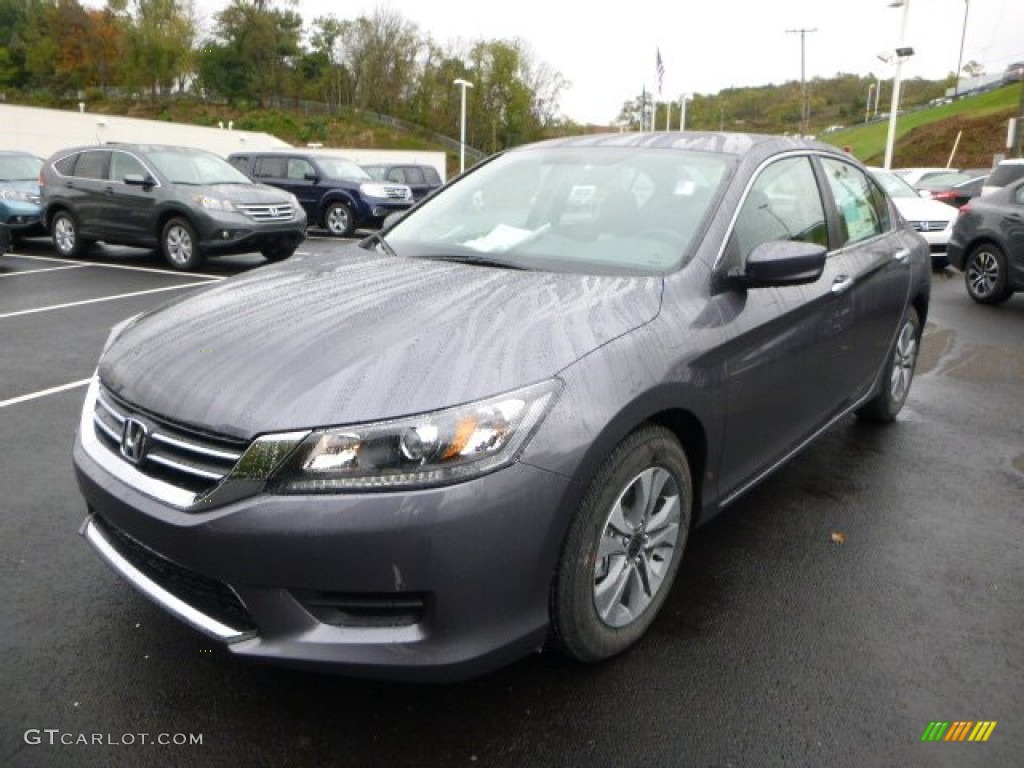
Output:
787 27 817 136
954 0 970 99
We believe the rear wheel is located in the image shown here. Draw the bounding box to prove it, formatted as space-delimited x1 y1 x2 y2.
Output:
161 217 204 271
856 307 921 423
51 210 93 258
964 243 1012 305
323 202 355 237
551 426 691 663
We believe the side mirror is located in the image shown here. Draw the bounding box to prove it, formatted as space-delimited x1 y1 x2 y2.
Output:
723 240 827 291
304 172 319 182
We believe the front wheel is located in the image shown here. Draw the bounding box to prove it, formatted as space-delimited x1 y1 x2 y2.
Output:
551 426 692 663
856 307 921 423
323 202 355 237
161 217 204 271
964 243 1012 305
261 245 296 263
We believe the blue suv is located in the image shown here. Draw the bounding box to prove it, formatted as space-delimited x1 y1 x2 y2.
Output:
229 151 413 237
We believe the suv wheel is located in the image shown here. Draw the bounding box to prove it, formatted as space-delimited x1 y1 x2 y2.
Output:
856 307 921 422
161 217 205 271
964 243 1013 305
262 245 297 263
324 202 355 237
51 210 93 258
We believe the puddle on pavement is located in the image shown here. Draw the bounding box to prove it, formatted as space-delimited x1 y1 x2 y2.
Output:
919 322 1024 382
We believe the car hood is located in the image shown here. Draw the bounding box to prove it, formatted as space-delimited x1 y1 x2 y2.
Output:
99 248 662 438
198 183 294 204
891 196 956 223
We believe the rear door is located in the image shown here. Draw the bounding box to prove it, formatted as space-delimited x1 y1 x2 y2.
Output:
817 156 911 399
66 150 110 239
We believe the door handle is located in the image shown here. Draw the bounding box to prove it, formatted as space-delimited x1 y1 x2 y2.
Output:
893 248 911 264
103 186 114 195
831 274 854 295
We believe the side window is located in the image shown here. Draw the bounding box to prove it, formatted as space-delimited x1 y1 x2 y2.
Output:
109 152 148 183
228 156 249 173
387 168 406 184
821 158 889 246
730 156 827 263
404 167 425 185
423 167 442 185
253 157 287 179
73 151 109 180
54 154 77 176
1015 185 1024 206
287 158 315 180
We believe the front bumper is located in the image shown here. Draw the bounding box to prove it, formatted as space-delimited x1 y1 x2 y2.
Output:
73 415 571 681
194 209 307 255
0 203 45 235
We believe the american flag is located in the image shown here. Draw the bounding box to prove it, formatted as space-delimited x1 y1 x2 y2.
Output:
656 49 665 94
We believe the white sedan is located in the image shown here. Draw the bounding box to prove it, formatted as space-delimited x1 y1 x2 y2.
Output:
870 168 957 268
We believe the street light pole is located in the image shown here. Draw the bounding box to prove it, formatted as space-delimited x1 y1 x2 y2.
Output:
883 0 912 170
453 78 473 174
680 94 689 131
866 83 876 122
787 27 817 135
954 0 970 99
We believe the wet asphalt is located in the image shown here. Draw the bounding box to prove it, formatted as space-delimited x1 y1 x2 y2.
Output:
1 240 1021 768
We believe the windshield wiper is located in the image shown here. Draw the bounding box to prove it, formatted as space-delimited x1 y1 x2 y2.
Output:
362 232 397 258
422 253 530 271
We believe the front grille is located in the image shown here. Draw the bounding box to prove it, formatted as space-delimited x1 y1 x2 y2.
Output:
94 514 257 633
93 385 246 496
236 202 294 222
381 186 412 201
911 220 949 233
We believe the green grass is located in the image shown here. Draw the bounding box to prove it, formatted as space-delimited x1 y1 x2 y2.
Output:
821 84 1020 160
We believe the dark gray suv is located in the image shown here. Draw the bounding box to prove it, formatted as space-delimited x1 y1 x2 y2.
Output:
40 144 307 271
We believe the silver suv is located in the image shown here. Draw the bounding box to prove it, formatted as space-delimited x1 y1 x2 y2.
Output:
40 144 307 271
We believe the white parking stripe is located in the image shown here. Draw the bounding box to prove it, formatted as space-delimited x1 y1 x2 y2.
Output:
4 253 226 280
0 378 91 409
0 264 91 279
0 282 212 320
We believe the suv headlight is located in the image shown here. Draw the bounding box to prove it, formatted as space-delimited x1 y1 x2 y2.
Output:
269 380 561 493
193 195 237 212
1 189 39 203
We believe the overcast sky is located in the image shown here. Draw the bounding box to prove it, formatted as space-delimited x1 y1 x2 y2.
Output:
193 0 1024 124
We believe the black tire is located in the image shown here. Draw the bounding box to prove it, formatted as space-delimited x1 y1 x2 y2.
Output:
160 217 204 271
551 425 692 663
963 243 1012 305
856 307 921 423
262 245 296 263
323 202 355 237
50 210 93 258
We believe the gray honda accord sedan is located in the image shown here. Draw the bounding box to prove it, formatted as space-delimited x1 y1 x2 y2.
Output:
74 133 930 680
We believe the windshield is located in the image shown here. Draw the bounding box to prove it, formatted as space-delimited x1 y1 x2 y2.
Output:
384 147 732 275
146 149 252 185
0 154 43 181
317 157 371 181
870 169 919 199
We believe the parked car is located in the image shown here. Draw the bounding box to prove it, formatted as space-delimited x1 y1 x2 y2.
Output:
0 150 45 240
947 178 1024 305
361 163 443 201
915 171 987 208
893 167 955 187
981 158 1024 197
228 151 413 237
74 132 929 680
40 144 306 271
869 168 957 267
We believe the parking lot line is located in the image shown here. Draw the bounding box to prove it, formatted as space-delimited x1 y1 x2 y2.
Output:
0 378 91 409
0 282 213 320
5 252 227 280
0 264 91 279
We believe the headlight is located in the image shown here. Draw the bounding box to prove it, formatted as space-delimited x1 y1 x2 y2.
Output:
0 189 38 203
269 380 561 493
192 195 236 212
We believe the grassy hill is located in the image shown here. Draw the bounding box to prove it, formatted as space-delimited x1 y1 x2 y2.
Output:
820 84 1020 167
